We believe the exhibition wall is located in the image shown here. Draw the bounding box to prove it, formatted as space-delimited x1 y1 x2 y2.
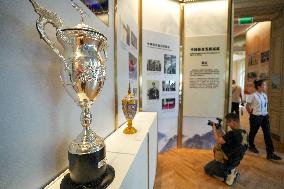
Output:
117 0 139 127
0 0 115 188
269 14 284 141
142 0 180 152
182 0 229 149
245 21 271 94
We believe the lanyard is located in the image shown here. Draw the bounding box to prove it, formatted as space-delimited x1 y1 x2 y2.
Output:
255 93 267 113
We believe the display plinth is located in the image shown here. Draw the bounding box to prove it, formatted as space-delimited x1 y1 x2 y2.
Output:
44 112 157 189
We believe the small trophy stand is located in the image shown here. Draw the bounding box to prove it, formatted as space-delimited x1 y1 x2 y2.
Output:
124 119 137 134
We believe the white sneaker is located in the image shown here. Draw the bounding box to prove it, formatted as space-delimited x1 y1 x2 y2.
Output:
225 169 240 186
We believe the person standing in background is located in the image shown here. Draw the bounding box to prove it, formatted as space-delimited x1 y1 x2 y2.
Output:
231 80 243 117
246 79 282 160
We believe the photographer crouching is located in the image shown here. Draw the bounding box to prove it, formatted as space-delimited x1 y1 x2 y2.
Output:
204 113 248 186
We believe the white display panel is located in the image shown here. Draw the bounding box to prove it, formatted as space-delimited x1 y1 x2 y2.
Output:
184 0 228 36
143 0 180 36
142 30 179 151
142 0 180 152
182 0 228 149
183 35 227 117
142 30 179 118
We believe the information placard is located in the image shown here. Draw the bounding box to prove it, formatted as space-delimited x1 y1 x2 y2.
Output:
183 35 226 117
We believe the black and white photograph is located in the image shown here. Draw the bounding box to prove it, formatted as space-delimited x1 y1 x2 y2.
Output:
133 88 138 97
131 31 137 49
121 19 130 46
162 80 176 92
147 59 161 72
147 80 159 100
162 98 175 110
164 54 176 74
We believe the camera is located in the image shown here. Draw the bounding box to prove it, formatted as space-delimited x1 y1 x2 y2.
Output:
208 118 222 129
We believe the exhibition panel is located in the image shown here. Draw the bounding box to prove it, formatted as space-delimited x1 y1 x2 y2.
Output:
142 30 180 152
182 0 229 149
245 22 270 94
142 0 180 152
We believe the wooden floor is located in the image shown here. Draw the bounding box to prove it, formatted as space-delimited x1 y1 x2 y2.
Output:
154 112 284 189
154 148 284 189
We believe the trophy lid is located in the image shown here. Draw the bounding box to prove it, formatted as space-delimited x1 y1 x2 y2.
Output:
59 1 107 41
61 23 106 38
122 82 135 101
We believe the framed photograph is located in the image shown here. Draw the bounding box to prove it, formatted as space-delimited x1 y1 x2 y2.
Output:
164 54 176 74
247 72 257 82
147 59 161 72
121 19 130 46
261 50 269 63
162 98 175 110
253 52 259 65
131 31 137 49
271 73 280 90
147 80 159 100
259 72 269 80
162 80 176 92
133 88 138 97
248 53 259 66
80 0 109 26
248 54 253 66
129 53 137 80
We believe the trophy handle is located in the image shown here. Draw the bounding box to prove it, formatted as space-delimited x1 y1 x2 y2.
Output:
29 0 66 63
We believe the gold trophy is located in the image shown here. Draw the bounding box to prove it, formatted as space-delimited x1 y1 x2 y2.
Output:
29 0 114 188
122 83 138 134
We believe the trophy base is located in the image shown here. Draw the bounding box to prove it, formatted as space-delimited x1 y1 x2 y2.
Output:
60 164 115 189
123 126 137 134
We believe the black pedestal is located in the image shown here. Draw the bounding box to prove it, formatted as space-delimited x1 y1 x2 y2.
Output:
60 164 115 189
68 150 106 184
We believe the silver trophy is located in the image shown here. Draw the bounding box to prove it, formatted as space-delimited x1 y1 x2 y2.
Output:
29 0 114 187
